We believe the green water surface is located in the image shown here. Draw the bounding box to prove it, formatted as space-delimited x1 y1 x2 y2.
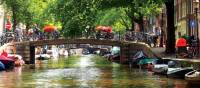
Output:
0 55 189 88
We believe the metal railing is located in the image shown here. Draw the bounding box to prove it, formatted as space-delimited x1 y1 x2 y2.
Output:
123 31 155 45
0 31 154 46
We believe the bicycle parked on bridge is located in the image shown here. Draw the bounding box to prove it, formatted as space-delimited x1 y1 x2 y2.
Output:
95 26 114 40
124 31 153 44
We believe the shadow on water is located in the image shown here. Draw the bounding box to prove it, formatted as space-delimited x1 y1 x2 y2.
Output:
0 55 194 88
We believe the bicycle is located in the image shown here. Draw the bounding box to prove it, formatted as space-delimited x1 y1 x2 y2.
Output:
188 45 199 58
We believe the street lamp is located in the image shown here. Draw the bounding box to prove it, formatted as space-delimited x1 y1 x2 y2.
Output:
193 0 199 39
160 8 164 47
193 0 200 56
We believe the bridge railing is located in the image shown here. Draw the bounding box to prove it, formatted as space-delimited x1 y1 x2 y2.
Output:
123 31 155 45
0 30 154 47
0 32 16 46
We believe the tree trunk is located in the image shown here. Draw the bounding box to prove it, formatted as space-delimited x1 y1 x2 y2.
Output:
134 16 144 32
12 10 17 32
131 16 134 31
137 20 144 32
26 23 30 33
165 0 175 54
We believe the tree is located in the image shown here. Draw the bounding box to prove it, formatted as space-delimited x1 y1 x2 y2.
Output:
98 0 176 54
165 0 175 54
97 0 163 31
2 0 22 31
50 0 99 38
2 0 56 32
95 8 131 32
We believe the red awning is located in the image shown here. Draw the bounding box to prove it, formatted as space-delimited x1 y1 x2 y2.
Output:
176 38 187 47
44 25 57 33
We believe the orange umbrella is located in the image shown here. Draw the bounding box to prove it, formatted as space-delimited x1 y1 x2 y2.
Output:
95 26 112 33
176 38 187 47
44 25 57 33
95 26 104 31
103 26 112 33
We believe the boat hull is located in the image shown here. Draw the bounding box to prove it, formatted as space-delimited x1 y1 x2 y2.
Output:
185 70 200 84
167 67 193 78
152 64 168 75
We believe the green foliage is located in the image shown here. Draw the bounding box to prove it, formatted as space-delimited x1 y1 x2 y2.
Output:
2 0 56 30
2 0 165 37
95 8 130 33
49 0 99 38
97 0 165 30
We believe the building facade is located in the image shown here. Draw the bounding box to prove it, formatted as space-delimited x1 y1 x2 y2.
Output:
0 5 5 35
175 0 200 39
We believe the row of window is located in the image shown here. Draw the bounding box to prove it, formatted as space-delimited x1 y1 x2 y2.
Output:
175 0 189 22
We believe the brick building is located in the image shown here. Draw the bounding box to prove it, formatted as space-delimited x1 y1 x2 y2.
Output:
175 0 200 39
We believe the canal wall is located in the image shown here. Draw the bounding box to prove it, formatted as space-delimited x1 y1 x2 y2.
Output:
120 42 158 63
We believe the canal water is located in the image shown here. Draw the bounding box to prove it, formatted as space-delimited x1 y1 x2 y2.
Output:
0 55 190 88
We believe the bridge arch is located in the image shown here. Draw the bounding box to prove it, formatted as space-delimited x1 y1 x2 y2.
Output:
1 39 157 64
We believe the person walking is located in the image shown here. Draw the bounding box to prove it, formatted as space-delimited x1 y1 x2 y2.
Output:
153 27 161 47
188 35 199 58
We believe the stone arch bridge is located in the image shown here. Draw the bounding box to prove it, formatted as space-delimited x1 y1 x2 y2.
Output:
0 39 157 64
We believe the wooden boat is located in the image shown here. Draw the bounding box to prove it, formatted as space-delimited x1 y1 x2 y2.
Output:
8 54 24 66
185 70 200 83
0 55 14 69
167 67 193 79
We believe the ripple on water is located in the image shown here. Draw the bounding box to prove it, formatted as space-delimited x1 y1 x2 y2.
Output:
31 67 101 87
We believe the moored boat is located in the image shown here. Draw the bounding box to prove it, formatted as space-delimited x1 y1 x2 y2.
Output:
167 67 193 79
8 54 24 66
108 46 120 62
137 57 158 70
185 70 200 84
0 61 5 71
35 54 51 60
152 59 170 74
0 55 14 69
152 64 168 74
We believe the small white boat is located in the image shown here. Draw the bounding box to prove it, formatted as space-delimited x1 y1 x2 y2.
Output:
152 59 170 74
152 64 168 74
167 67 193 78
185 70 200 83
52 45 59 58
35 54 51 60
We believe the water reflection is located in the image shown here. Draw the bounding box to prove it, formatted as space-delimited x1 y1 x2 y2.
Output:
0 67 22 88
0 55 195 88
